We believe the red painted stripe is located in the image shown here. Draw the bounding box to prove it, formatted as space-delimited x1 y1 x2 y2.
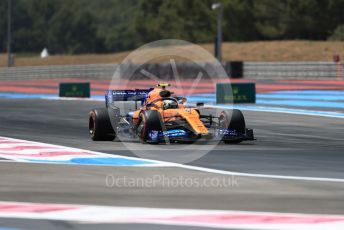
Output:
0 151 92 157
2 79 344 95
1 79 110 85
256 84 344 93
156 213 344 225
278 80 344 85
0 140 25 144
0 145 59 151
0 85 215 95
0 203 76 213
1 200 344 227
0 86 57 94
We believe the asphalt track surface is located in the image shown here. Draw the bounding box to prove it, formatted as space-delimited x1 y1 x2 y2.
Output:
1 219 219 230
1 98 344 229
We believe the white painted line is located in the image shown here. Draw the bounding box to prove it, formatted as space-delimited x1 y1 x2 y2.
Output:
175 164 344 183
1 136 344 183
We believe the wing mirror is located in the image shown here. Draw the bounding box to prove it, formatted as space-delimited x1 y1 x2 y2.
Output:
178 97 187 104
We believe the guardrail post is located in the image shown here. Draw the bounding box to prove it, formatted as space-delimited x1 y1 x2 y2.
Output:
333 55 342 80
338 61 343 80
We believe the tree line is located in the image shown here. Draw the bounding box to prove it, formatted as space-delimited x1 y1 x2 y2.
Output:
0 0 343 54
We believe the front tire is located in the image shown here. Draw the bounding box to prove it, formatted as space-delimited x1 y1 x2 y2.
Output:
89 108 116 141
219 109 246 144
137 110 162 143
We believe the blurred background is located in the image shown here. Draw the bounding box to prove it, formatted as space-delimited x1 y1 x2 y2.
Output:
0 0 343 105
0 0 343 66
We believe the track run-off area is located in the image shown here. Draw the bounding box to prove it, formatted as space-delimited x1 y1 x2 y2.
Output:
1 78 344 229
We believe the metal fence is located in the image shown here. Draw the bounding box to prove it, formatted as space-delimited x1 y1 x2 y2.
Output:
244 61 343 79
0 64 118 80
0 62 342 80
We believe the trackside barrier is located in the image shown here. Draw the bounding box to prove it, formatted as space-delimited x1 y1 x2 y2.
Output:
243 61 342 79
216 83 256 104
0 62 342 80
0 64 118 80
59 82 90 98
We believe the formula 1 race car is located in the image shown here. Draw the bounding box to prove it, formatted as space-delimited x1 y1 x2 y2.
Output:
89 83 254 144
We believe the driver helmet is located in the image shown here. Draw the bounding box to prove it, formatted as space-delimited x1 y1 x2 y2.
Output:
163 99 178 110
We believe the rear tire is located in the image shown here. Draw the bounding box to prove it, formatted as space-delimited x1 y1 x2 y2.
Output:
89 108 116 141
219 109 246 144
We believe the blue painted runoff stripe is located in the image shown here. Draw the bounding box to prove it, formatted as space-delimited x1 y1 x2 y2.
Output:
188 96 344 108
191 92 344 101
256 99 344 109
0 92 104 101
187 97 216 103
257 94 344 101
0 92 57 99
209 104 344 119
2 91 344 118
0 228 23 230
270 90 344 95
188 91 344 109
23 157 155 166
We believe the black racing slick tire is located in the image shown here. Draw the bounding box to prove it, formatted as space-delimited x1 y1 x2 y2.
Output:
219 109 246 144
137 110 163 143
89 108 116 141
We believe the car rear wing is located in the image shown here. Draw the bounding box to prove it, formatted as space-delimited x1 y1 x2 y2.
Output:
105 89 153 107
